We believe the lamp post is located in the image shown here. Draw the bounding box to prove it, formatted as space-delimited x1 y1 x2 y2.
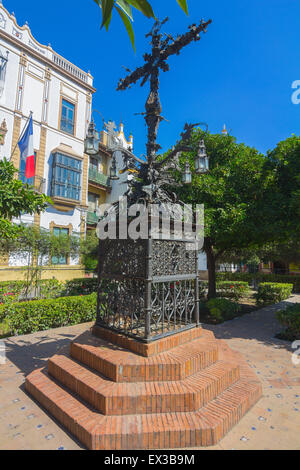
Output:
84 119 99 156
195 139 209 175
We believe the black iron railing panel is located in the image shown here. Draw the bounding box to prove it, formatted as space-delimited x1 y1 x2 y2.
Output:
97 233 199 342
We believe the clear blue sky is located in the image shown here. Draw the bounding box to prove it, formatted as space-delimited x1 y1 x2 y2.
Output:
4 0 300 157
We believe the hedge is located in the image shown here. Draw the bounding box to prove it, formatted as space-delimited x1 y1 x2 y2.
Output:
216 281 250 301
0 278 65 304
216 272 300 293
63 278 98 296
199 280 250 301
0 280 26 304
0 293 97 336
0 277 100 304
276 304 300 340
255 283 293 306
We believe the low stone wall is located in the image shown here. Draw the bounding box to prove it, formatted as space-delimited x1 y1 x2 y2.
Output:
0 266 86 282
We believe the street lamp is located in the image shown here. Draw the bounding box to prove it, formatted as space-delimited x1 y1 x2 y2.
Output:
182 157 192 184
109 153 119 180
84 119 99 156
195 139 209 174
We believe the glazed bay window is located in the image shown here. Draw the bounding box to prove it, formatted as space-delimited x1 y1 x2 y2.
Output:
51 152 82 201
60 98 75 135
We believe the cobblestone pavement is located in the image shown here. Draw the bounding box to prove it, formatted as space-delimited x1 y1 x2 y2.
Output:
0 297 300 450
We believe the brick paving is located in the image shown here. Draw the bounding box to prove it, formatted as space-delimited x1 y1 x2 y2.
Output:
0 296 300 450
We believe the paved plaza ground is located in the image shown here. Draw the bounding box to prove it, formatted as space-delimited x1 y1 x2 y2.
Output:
0 296 300 450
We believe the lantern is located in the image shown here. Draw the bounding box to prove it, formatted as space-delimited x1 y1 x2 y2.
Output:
195 139 209 174
84 120 99 156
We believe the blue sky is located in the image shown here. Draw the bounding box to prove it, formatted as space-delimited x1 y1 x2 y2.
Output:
4 0 300 157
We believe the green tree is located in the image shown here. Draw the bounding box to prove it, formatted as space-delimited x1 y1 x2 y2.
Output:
171 129 275 298
93 0 189 50
265 135 300 238
0 225 80 296
0 158 50 239
80 230 99 272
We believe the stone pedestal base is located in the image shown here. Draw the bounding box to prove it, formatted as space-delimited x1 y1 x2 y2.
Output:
25 326 262 450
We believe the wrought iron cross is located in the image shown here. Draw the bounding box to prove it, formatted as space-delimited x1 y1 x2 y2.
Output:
117 17 212 166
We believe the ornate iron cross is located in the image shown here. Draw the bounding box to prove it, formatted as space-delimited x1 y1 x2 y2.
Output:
115 17 212 204
117 17 212 163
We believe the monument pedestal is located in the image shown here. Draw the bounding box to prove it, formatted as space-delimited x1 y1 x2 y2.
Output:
25 326 262 450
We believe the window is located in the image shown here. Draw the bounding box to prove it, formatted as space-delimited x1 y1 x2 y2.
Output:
51 152 82 201
60 98 75 135
19 151 37 186
51 226 69 265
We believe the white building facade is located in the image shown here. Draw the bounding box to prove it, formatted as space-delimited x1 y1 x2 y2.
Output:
0 2 95 280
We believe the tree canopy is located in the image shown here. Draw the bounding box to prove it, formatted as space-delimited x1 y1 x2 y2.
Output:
170 129 277 297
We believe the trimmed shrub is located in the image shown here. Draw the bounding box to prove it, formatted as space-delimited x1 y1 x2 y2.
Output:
255 282 293 306
63 278 98 296
216 272 254 284
276 304 300 340
39 279 64 299
0 279 65 304
199 280 249 300
0 280 26 304
200 298 241 322
216 281 250 301
216 272 300 293
0 293 97 336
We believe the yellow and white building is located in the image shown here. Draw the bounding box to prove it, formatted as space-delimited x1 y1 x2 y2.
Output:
0 2 132 281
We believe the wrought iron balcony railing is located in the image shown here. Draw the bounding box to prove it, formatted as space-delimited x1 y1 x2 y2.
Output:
88 168 111 188
87 210 99 225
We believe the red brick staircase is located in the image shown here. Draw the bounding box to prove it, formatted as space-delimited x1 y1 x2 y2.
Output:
25 326 262 450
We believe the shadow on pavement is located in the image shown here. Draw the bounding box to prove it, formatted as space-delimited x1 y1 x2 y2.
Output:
3 332 84 376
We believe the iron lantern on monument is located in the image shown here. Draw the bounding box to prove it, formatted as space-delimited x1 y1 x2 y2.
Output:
84 119 99 156
195 139 209 174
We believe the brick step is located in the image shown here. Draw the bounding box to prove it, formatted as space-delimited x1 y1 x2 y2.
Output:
25 366 262 450
70 329 219 382
48 353 240 415
92 325 204 356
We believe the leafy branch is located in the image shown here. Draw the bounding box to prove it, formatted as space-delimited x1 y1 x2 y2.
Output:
93 0 189 51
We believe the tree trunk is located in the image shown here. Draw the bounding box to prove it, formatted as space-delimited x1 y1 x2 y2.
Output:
206 243 217 299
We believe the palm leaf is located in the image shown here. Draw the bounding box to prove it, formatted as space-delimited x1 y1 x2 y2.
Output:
127 0 155 18
101 0 115 28
116 0 133 20
176 0 189 15
116 5 136 52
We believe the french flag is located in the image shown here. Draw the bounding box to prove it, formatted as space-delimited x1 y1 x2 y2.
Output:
18 114 35 179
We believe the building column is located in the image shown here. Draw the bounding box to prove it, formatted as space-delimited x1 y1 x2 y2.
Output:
34 126 47 227
10 114 21 169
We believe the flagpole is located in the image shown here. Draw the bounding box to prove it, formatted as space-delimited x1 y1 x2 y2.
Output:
9 110 33 163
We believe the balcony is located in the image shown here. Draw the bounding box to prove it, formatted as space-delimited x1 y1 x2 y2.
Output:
88 168 111 189
52 53 88 84
87 211 99 225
